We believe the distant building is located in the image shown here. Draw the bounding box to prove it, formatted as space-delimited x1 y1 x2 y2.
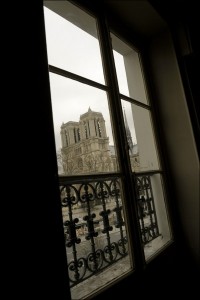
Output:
59 107 140 175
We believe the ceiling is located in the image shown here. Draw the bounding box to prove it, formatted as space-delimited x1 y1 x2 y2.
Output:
102 0 198 42
103 0 167 39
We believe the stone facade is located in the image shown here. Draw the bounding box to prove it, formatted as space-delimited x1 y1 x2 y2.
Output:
59 107 140 175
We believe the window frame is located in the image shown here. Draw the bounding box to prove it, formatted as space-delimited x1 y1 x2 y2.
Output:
43 0 174 298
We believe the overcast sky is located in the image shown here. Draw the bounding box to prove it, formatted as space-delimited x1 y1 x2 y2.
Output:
44 6 137 151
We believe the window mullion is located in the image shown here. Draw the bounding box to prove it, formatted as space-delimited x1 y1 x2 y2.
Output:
96 14 145 270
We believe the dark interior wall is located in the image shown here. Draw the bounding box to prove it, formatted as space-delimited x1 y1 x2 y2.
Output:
149 0 200 158
8 1 71 298
146 29 199 266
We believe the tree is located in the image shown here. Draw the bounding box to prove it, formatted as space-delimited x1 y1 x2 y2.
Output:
57 149 78 175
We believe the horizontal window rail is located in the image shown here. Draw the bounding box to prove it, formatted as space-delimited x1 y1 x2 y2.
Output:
59 172 160 287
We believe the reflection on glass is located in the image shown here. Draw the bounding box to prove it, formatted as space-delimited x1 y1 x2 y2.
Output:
49 73 119 175
122 100 160 172
44 2 105 84
135 173 172 261
131 104 160 171
113 50 129 96
121 100 140 172
121 100 160 172
111 33 148 104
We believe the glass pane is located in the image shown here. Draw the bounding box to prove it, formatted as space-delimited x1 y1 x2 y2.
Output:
111 33 148 104
49 73 119 175
135 173 172 261
44 2 105 84
122 100 160 172
121 101 140 171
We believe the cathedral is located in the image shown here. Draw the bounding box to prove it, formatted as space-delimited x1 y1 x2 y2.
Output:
59 107 140 175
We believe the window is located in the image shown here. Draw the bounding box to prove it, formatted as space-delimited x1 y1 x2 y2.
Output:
43 1 172 299
111 34 172 259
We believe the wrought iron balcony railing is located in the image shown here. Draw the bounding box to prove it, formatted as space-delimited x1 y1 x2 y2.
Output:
135 174 160 245
59 172 160 288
